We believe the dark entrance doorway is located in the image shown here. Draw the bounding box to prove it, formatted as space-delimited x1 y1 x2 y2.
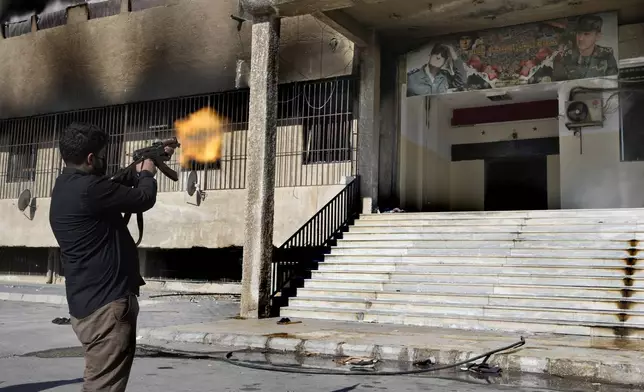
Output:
484 156 548 211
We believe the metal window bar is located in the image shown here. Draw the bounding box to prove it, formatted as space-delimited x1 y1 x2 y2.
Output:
87 0 121 19
36 10 67 30
130 0 169 12
0 77 358 199
275 77 356 188
3 19 31 38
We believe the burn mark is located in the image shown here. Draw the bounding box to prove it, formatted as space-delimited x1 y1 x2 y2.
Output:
613 327 631 338
624 257 638 266
616 242 638 336
621 289 634 298
617 301 634 310
467 1 531 19
265 332 296 339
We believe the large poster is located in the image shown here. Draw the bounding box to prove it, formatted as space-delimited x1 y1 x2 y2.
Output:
405 12 618 97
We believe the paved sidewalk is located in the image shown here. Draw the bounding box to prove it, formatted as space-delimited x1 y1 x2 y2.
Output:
0 282 165 306
0 281 240 307
138 317 644 387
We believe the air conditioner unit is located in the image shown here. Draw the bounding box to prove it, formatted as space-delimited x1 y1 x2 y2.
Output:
565 98 604 129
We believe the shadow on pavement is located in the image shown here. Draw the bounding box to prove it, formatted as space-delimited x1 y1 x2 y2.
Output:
331 385 360 392
0 378 83 392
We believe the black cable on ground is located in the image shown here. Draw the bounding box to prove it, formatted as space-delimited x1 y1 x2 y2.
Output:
147 292 240 299
138 336 526 377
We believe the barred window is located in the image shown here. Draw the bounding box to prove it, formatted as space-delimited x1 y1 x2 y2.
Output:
130 0 169 12
36 10 67 30
7 144 37 183
88 0 122 19
288 79 354 165
302 116 352 164
3 19 31 38
0 77 357 199
619 66 644 162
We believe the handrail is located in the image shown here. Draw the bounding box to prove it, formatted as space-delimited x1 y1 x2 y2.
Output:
270 177 361 304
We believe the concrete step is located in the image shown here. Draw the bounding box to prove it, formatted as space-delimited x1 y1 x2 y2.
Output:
348 225 639 233
353 217 641 226
288 297 644 324
330 247 635 258
316 262 637 277
280 307 644 338
342 232 640 241
335 239 640 250
361 209 644 220
309 271 639 287
302 280 642 298
323 255 637 267
295 289 640 311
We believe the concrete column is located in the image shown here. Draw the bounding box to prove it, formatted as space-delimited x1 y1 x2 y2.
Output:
120 0 131 13
240 14 280 319
357 31 381 214
67 4 89 23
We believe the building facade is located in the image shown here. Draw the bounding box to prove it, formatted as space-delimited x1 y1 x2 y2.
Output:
0 0 362 281
3 0 644 301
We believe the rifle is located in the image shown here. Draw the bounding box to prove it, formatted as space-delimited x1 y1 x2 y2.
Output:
110 137 182 246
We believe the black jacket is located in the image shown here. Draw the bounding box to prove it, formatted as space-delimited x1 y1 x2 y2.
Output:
49 167 157 319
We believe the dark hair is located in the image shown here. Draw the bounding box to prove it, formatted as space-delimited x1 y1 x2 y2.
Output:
430 44 450 60
59 122 108 165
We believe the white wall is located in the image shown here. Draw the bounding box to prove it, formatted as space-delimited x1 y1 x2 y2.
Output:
398 95 451 211
558 78 644 209
0 185 346 249
619 23 644 60
450 160 484 211
547 154 561 210
399 97 563 211
451 118 558 145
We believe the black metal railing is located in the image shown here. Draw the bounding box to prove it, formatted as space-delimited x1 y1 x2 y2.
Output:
270 176 361 315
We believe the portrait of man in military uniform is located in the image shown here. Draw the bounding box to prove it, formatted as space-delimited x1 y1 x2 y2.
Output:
407 44 467 97
552 14 618 81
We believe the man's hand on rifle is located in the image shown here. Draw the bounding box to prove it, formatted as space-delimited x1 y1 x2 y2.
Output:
135 146 176 176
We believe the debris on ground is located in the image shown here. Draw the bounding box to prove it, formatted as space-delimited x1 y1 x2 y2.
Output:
277 318 302 325
336 356 379 368
413 359 433 368
51 317 70 325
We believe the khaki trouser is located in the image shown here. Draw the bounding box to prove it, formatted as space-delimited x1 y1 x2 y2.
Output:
71 295 139 392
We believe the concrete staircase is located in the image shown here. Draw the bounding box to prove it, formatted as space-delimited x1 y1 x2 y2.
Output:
281 209 644 338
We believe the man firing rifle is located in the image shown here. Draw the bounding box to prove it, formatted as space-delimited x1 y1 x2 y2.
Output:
49 122 176 392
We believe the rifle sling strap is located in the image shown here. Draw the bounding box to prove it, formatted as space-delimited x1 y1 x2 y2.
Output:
122 212 145 247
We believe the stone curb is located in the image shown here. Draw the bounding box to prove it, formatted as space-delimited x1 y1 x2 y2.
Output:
138 327 644 387
0 293 159 307
0 292 67 305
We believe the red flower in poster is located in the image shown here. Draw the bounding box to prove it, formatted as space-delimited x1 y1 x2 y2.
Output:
535 47 552 63
520 60 535 77
484 65 498 80
468 55 483 72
